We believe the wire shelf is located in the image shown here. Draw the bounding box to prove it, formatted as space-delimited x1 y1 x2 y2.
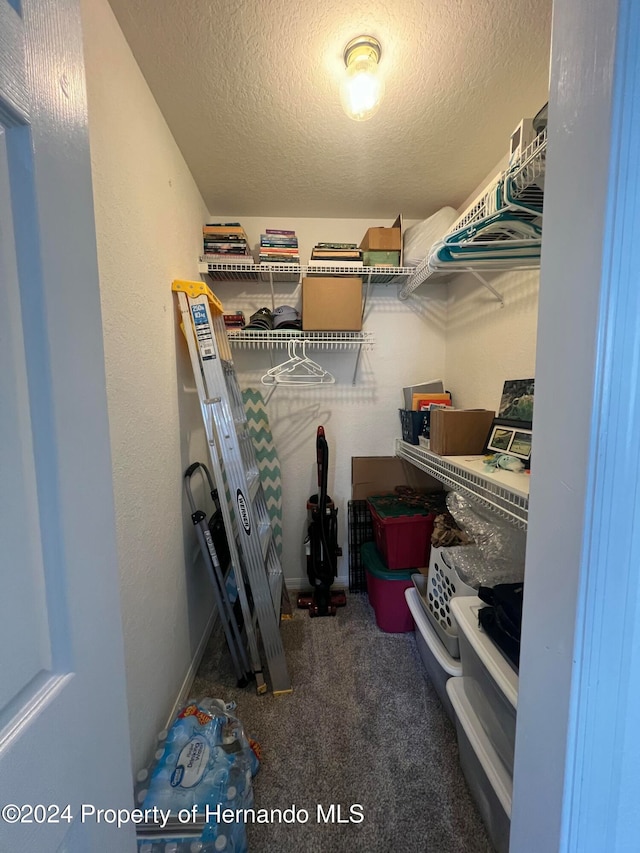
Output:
511 126 547 195
399 129 547 300
450 174 504 236
226 329 375 350
305 265 413 285
198 260 413 286
198 261 293 281
395 440 529 528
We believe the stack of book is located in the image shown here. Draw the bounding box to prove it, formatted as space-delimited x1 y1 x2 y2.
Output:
223 311 246 330
309 242 363 268
258 229 300 265
202 222 254 263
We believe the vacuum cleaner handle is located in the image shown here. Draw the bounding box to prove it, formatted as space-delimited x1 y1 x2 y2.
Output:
316 426 328 500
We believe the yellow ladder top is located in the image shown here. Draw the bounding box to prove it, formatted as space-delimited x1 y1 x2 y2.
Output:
172 279 224 316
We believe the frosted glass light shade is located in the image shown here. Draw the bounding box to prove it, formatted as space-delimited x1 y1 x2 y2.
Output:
340 36 384 122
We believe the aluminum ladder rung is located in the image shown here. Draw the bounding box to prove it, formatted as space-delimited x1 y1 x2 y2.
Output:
247 468 261 502
258 520 273 560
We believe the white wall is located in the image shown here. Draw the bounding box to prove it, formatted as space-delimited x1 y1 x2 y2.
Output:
208 216 448 588
441 149 540 411
444 269 539 410
81 0 211 775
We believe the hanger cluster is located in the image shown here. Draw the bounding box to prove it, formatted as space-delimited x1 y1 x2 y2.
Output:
261 340 335 387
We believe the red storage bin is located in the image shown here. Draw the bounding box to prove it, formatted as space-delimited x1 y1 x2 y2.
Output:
362 542 414 633
367 495 435 570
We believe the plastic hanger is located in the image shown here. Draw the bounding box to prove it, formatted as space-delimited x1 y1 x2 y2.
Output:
261 340 335 386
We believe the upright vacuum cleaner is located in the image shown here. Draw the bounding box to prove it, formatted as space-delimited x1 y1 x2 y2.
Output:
297 426 346 617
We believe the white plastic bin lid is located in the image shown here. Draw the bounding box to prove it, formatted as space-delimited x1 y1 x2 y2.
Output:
450 596 518 709
446 677 513 817
405 588 462 676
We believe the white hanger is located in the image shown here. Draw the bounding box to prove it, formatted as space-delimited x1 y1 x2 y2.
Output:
263 340 308 378
261 340 335 387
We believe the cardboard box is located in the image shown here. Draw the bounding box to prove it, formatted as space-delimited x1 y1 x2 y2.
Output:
360 214 403 254
429 409 495 456
352 456 441 500
360 227 401 252
302 276 362 331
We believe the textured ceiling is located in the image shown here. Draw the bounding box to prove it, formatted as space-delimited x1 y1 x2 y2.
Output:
107 0 552 219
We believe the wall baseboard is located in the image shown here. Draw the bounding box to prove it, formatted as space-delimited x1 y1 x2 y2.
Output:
165 608 218 729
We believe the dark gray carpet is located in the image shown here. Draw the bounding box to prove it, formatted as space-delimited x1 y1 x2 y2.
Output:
192 593 494 853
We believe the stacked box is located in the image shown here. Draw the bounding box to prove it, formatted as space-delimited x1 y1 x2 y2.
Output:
361 542 413 633
367 494 437 570
405 587 462 721
362 250 401 267
429 408 495 455
301 276 362 331
451 596 518 777
446 678 512 853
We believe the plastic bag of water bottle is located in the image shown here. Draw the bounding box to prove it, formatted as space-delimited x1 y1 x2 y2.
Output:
135 698 259 853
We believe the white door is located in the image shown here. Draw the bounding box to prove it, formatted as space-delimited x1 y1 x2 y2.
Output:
0 0 134 850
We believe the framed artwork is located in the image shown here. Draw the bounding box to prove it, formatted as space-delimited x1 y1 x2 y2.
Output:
496 378 535 429
486 424 533 460
509 430 533 459
485 378 535 467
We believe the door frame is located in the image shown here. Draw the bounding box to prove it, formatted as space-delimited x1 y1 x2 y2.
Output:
512 1 640 850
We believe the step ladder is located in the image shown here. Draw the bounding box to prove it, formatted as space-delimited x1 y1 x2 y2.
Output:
184 462 253 689
173 279 292 696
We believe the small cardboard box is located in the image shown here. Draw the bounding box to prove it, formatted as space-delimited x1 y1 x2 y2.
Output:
363 250 401 267
360 227 401 252
360 214 403 254
429 409 495 456
351 456 441 500
302 276 363 331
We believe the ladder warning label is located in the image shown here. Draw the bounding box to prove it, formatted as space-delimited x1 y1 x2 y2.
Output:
191 303 215 360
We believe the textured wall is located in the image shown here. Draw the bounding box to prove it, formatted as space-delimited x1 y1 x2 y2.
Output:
208 216 448 588
81 0 211 776
440 150 540 410
444 269 540 411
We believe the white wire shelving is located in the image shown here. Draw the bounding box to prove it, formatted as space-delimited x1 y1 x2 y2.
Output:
395 439 529 528
227 329 374 386
197 260 414 287
196 263 406 385
197 261 413 323
227 329 374 350
398 127 547 302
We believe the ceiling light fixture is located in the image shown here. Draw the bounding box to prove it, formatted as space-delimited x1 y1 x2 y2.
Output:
340 35 384 122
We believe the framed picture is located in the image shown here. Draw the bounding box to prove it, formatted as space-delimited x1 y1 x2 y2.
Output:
497 378 535 429
509 429 533 460
486 425 533 460
487 425 516 454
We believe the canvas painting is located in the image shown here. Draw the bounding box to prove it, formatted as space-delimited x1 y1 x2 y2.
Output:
497 378 535 428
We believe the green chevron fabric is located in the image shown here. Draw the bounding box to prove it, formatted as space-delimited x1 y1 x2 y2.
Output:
242 388 283 558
